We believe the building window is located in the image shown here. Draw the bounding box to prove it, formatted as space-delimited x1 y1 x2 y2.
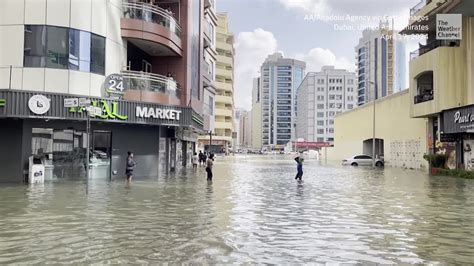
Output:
317 120 324 126
317 95 324 101
336 95 343 100
348 104 354 109
208 96 214 115
328 119 334 125
317 137 324 142
329 103 335 108
24 25 105 75
329 128 334 133
329 95 335 100
317 112 324 118
317 129 324 134
317 104 324 109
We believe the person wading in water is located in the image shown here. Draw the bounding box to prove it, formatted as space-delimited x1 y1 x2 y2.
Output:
126 151 136 182
206 153 215 181
294 154 304 181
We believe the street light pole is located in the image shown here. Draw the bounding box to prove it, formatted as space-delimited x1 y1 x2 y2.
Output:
85 109 90 194
369 81 376 168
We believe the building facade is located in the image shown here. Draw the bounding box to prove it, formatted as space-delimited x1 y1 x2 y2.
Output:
355 21 407 106
239 110 251 149
260 53 305 150
251 77 262 150
327 90 429 170
402 0 474 170
296 66 357 143
0 0 213 182
210 12 234 154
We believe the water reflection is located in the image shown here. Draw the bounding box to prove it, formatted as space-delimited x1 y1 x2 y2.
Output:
0 156 473 264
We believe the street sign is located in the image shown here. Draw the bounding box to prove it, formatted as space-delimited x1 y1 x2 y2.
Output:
86 106 102 116
79 98 91 107
64 98 79 108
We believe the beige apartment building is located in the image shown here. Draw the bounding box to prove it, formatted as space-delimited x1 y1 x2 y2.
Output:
402 0 474 170
328 0 474 171
204 12 234 154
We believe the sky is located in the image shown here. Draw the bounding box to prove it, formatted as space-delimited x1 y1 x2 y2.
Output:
216 0 421 110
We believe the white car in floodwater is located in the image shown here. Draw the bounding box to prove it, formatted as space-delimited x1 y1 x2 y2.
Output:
342 155 384 167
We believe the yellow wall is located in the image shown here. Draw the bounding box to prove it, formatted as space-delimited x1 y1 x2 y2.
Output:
410 17 474 118
327 91 429 169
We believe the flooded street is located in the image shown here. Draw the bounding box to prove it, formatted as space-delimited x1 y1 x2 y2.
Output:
0 155 473 264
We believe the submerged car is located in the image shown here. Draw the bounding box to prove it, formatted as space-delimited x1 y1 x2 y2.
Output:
342 155 384 167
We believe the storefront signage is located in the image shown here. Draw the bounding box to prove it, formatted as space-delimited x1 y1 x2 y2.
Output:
28 95 50 115
69 100 128 120
0 90 203 130
0 98 5 107
64 98 79 108
105 74 125 99
436 14 462 40
443 105 474 134
136 106 182 120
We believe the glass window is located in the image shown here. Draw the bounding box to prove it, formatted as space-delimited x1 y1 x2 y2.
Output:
24 25 105 75
317 129 324 134
317 137 324 142
317 120 324 126
24 25 47 67
317 112 324 118
317 104 324 109
348 104 354 109
91 33 105 75
46 26 68 69
69 30 91 71
208 96 214 115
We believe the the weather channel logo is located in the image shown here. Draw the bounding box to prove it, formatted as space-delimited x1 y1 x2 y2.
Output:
436 14 462 40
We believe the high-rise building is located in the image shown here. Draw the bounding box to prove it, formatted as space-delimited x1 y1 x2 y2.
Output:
260 53 305 150
355 21 407 106
251 77 262 150
0 0 212 181
239 111 251 149
296 66 357 143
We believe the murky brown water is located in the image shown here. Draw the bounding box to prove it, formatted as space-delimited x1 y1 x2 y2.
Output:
0 155 473 264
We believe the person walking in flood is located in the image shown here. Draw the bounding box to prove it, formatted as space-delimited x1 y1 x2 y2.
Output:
192 152 199 170
198 150 204 166
206 153 214 181
126 151 136 182
294 154 304 181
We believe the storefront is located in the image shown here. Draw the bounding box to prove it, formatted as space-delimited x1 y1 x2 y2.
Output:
441 104 474 170
0 90 204 182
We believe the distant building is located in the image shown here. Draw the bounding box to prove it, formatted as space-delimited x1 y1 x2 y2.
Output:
355 21 407 105
260 53 305 150
251 77 262 149
296 66 357 143
239 111 251 149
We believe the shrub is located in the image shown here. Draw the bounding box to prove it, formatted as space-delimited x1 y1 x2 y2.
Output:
435 169 474 179
423 154 447 168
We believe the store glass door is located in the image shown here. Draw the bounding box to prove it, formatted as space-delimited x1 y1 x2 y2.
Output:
91 131 112 180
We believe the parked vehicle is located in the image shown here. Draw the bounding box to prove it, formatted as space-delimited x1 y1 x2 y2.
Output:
342 155 384 167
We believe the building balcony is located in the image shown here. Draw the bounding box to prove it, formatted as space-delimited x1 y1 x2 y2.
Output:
215 80 232 92
216 68 233 79
216 107 233 117
215 94 233 105
410 44 468 118
410 40 460 60
215 121 233 130
217 54 233 66
122 70 181 105
121 2 182 56
218 41 233 52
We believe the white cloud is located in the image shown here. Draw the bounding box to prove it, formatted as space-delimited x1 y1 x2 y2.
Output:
294 47 355 73
234 28 277 110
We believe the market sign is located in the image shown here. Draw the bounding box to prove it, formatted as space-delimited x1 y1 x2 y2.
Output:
0 90 204 131
68 100 128 120
443 104 474 134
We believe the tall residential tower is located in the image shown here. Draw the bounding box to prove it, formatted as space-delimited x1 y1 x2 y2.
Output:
355 21 407 105
260 53 305 150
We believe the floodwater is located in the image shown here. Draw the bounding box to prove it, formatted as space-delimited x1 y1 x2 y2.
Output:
0 155 473 264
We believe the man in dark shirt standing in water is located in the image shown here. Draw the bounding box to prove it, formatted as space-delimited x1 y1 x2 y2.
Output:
294 155 304 181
